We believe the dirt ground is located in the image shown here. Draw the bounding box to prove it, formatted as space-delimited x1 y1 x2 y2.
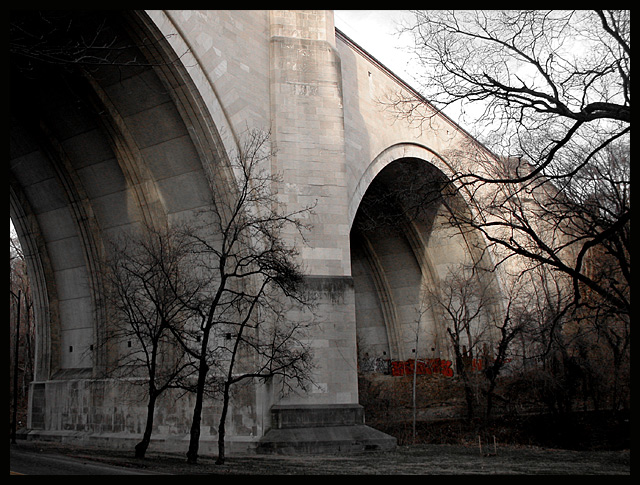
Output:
12 439 630 475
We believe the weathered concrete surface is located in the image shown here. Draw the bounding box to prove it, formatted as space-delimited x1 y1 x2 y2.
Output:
10 10 503 453
257 404 396 453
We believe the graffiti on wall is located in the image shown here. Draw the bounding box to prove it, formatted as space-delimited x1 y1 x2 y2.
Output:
359 356 391 374
470 358 484 372
360 348 507 377
391 358 454 378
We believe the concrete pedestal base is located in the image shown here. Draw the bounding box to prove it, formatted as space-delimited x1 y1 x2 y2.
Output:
257 404 396 454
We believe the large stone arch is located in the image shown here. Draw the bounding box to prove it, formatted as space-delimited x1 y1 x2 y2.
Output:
10 9 514 453
10 10 239 441
350 143 466 229
350 151 502 373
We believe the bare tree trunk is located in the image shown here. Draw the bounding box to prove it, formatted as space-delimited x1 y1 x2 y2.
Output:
448 328 475 421
187 360 208 464
484 325 515 420
11 290 21 445
462 374 475 421
135 391 157 459
215 383 231 465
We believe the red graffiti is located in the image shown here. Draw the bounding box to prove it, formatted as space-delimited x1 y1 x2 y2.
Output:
471 358 483 371
391 358 454 378
467 357 511 372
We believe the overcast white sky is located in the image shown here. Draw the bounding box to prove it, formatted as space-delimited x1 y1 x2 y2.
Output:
334 10 472 126
334 10 418 86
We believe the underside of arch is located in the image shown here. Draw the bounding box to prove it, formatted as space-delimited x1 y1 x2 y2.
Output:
351 156 499 373
9 10 232 380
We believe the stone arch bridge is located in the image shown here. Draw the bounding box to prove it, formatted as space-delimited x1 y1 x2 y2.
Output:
10 10 502 453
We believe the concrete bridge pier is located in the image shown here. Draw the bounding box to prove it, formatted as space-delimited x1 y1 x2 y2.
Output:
256 11 396 452
10 9 505 455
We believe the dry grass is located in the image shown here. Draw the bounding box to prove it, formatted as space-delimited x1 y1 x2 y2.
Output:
13 440 629 475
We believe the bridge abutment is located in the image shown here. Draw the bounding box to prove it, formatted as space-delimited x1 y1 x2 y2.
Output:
11 9 505 456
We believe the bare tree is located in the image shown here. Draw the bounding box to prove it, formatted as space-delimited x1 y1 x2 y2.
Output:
10 232 35 444
398 10 629 157
102 129 316 465
174 129 316 465
425 264 501 420
510 264 585 415
214 288 316 465
9 11 188 73
480 271 543 419
391 10 630 318
360 10 630 431
103 222 203 459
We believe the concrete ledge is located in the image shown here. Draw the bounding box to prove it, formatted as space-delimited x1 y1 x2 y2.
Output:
257 404 396 454
271 403 364 428
257 424 397 454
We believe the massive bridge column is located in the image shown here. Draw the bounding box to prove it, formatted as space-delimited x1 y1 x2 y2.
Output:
261 10 395 451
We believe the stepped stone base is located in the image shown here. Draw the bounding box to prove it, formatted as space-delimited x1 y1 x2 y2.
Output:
257 404 396 454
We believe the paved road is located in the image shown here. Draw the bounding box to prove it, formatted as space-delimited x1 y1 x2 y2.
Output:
10 446 152 475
